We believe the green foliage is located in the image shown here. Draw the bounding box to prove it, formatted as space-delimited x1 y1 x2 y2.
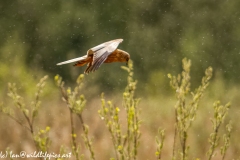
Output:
32 76 48 122
55 74 86 115
0 75 50 160
0 58 237 159
99 95 125 159
55 74 95 160
155 129 165 160
99 60 141 160
207 101 231 160
34 126 51 152
221 121 232 160
168 58 213 159
4 76 48 133
121 61 141 160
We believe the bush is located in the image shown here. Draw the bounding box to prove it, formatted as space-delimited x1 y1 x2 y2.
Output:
0 59 234 160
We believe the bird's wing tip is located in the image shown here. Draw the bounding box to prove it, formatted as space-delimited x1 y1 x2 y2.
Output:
115 39 123 43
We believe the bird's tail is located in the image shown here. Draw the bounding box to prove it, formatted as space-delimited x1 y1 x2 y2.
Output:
74 57 91 67
57 55 90 66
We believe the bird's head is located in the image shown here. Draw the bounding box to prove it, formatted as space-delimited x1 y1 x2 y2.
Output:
116 49 130 65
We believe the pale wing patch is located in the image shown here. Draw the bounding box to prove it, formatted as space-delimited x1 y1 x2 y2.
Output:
93 41 121 62
85 40 122 73
88 39 123 55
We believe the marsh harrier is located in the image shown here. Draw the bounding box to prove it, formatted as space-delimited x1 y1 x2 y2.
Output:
57 39 130 73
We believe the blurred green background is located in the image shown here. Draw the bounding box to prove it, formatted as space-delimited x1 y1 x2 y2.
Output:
1 0 240 93
0 0 240 159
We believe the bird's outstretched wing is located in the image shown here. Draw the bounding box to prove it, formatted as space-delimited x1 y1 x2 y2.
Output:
56 55 88 65
85 39 123 73
88 39 123 54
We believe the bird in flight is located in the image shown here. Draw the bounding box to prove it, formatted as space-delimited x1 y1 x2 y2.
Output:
57 39 130 73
